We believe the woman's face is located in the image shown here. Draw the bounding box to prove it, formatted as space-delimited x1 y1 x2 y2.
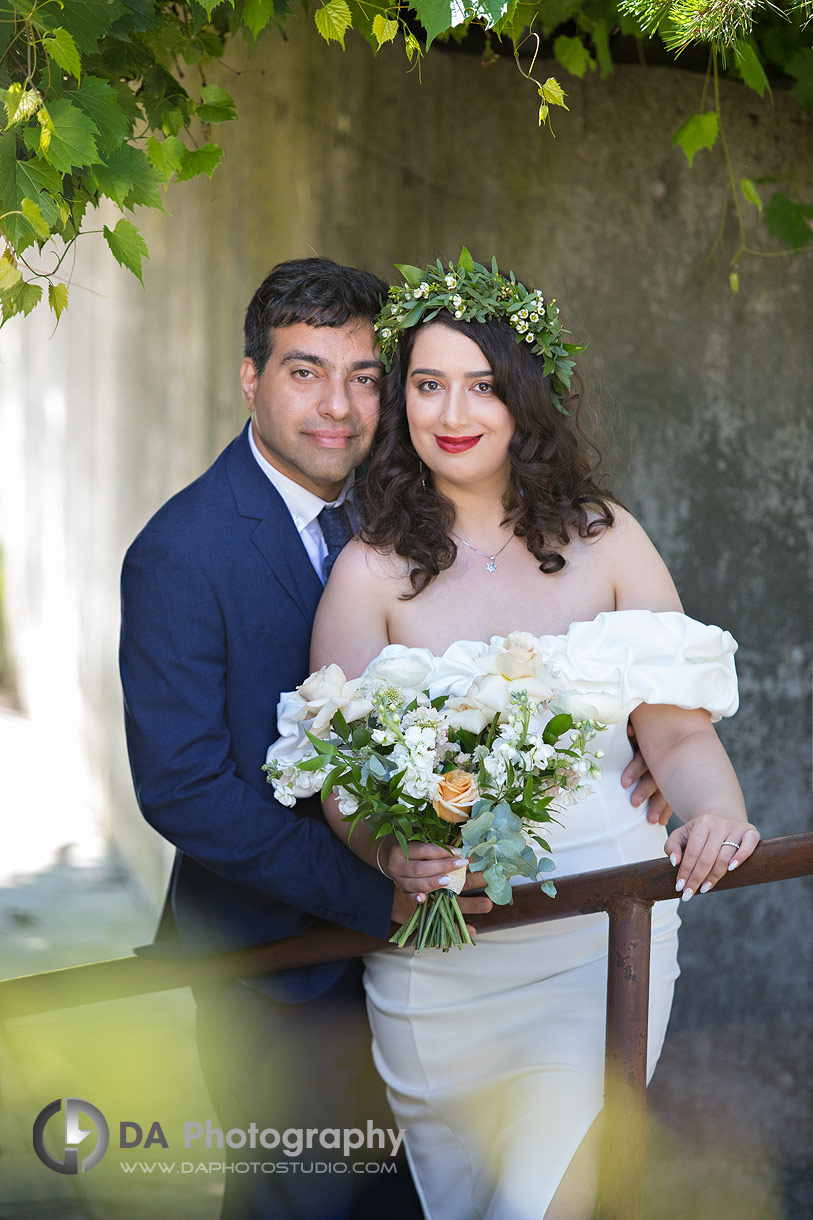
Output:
405 323 515 494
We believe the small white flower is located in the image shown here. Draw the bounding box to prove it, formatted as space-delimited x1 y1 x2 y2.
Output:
413 288 422 299
529 312 538 322
519 308 528 319
452 294 462 307
390 304 398 314
445 274 456 288
526 334 534 343
454 309 464 319
381 328 391 339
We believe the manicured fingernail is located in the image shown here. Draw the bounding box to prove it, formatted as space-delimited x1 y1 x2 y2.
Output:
728 859 740 871
700 882 711 894
416 893 426 904
622 777 631 787
681 888 694 902
437 875 451 886
452 859 467 869
675 877 686 892
669 853 678 867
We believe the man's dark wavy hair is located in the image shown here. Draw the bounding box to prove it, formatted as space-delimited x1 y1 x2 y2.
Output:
358 313 616 599
244 257 388 376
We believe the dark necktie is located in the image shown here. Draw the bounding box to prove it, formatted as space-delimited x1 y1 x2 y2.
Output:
318 505 350 582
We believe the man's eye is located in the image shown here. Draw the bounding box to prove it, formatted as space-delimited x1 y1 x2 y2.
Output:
293 369 314 379
355 375 378 386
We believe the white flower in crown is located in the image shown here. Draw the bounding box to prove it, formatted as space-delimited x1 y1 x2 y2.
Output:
290 664 373 736
445 274 456 288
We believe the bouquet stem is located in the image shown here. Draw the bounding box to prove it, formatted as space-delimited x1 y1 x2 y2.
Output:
390 889 474 952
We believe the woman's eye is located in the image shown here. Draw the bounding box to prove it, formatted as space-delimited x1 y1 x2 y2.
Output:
474 381 493 394
419 380 440 392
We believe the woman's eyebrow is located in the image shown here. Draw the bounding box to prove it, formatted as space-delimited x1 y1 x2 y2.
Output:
410 367 492 378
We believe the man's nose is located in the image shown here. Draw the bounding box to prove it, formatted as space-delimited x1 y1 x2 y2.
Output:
318 377 352 419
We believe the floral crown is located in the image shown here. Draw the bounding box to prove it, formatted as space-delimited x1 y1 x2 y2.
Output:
372 247 581 411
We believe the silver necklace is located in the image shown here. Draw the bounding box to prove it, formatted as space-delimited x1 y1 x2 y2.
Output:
454 532 513 574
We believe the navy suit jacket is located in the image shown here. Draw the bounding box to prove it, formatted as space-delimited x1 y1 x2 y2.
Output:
119 423 394 1002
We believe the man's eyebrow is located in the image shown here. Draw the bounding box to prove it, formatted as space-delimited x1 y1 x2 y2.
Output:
280 350 328 368
279 352 383 373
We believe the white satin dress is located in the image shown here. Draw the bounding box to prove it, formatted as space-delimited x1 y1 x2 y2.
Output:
359 611 739 1220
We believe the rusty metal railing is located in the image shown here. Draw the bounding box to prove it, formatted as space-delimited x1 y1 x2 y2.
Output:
1 831 811 1219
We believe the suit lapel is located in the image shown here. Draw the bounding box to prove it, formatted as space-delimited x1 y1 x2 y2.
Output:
226 424 324 626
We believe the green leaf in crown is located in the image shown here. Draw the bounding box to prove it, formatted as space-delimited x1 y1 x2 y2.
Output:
373 247 583 413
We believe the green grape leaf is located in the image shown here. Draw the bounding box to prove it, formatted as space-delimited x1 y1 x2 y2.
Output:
764 193 813 250
21 196 50 240
785 49 813 109
739 177 762 212
64 78 130 158
672 111 718 167
195 84 237 124
42 27 82 82
553 35 594 78
2 278 42 320
0 132 63 247
592 19 613 78
0 254 22 291
121 148 166 210
733 38 770 99
28 97 101 174
412 0 457 48
48 281 68 319
103 217 149 282
314 0 353 49
37 0 128 56
146 134 185 182
372 14 398 46
243 0 278 38
176 143 224 182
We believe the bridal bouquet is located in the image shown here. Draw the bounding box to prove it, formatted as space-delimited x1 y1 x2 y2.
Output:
264 634 602 951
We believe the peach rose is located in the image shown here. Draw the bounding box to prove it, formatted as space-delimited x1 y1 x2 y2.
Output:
432 769 479 824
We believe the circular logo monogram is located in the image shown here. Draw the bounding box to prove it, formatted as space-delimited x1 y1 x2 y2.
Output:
33 1098 109 1174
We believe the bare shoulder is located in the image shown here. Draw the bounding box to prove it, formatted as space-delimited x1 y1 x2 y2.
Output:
323 537 410 599
576 505 683 612
311 539 407 675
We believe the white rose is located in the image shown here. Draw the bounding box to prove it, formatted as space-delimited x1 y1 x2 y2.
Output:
549 689 631 725
443 695 492 735
364 653 432 697
473 634 559 705
293 664 373 735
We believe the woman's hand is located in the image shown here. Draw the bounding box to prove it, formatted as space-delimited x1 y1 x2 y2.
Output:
382 839 492 925
382 839 467 898
665 814 760 901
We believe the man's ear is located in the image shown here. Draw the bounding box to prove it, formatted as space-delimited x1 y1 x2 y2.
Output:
240 357 258 410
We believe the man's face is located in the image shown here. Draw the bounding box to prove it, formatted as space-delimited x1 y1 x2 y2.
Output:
240 319 382 500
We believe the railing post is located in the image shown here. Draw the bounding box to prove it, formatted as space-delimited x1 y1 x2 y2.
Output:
600 896 652 1220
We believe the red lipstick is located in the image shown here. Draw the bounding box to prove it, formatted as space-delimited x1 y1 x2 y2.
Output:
435 435 482 453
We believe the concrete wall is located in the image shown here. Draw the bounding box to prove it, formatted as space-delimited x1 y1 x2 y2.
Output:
0 19 811 1211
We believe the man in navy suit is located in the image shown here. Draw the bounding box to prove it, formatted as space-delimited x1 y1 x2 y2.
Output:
120 258 491 1220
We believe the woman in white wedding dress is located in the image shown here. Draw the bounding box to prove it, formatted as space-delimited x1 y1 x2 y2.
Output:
306 258 760 1220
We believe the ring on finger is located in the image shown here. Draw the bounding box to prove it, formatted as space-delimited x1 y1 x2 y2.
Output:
720 840 741 851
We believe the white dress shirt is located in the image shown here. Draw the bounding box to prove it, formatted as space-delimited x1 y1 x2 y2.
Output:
248 423 353 583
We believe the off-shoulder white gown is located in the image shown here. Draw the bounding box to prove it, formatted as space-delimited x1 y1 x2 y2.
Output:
358 611 739 1220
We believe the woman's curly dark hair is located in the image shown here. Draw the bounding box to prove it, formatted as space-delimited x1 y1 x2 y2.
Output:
358 312 617 599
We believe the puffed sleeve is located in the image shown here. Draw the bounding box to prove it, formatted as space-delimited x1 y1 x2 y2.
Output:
544 611 739 724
